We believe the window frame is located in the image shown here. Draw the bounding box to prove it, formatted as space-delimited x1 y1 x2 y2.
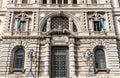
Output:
91 0 97 4
17 20 27 32
94 47 110 74
94 48 106 69
22 0 27 4
73 0 77 4
118 0 120 7
93 21 99 31
13 48 25 69
43 0 47 4
10 47 25 73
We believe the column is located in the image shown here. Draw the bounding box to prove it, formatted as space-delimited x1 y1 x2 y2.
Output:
69 18 73 32
17 0 21 4
56 0 58 4
88 19 93 32
26 19 29 31
44 38 50 77
10 12 14 31
69 38 76 78
15 19 19 31
104 12 108 31
47 0 51 6
68 0 72 4
117 20 120 39
84 0 87 4
46 18 51 32
62 0 64 4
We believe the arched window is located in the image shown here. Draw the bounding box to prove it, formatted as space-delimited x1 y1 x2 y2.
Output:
42 16 77 32
13 48 25 68
95 48 106 69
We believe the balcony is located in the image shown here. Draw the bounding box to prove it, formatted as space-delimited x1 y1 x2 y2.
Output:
40 4 111 9
7 3 111 9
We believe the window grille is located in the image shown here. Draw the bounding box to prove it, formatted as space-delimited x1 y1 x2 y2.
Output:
13 48 25 68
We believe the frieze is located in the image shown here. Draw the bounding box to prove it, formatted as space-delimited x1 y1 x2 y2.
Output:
79 39 116 48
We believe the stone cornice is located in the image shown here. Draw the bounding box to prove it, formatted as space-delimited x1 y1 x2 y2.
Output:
2 35 117 39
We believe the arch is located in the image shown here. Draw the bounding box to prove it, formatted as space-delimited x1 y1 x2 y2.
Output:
39 12 81 32
11 46 25 69
94 46 106 69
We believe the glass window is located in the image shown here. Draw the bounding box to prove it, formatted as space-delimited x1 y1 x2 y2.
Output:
13 48 25 68
91 0 97 4
52 0 56 4
64 0 68 4
94 21 99 31
118 0 120 7
22 0 27 3
17 20 26 32
58 0 62 4
43 0 47 4
95 48 106 69
73 0 77 4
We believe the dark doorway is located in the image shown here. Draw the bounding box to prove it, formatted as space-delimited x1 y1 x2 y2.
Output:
51 46 69 78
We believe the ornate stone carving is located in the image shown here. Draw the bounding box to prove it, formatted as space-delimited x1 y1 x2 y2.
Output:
52 35 68 43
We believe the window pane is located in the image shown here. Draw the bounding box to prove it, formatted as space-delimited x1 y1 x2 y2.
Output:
18 21 26 32
118 0 120 7
95 49 106 69
52 0 56 4
94 21 99 31
58 0 62 4
64 0 68 4
91 0 97 4
73 0 77 4
13 48 25 68
43 0 47 4
22 0 27 3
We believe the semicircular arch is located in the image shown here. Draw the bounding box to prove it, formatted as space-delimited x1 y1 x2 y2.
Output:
39 12 81 32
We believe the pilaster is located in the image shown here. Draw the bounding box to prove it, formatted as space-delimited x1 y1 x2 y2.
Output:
46 18 51 32
44 38 50 78
69 18 73 32
69 38 76 78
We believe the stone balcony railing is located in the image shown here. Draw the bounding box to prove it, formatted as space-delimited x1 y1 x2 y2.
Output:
7 3 111 9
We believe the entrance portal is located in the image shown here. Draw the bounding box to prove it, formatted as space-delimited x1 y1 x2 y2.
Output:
51 46 69 78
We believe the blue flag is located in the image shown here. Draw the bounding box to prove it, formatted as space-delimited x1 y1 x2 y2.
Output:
98 18 103 32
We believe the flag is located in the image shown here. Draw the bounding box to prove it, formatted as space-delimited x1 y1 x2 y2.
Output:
98 18 103 32
17 20 21 31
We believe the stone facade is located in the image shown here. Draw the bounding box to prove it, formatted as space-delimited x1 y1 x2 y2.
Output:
0 0 120 78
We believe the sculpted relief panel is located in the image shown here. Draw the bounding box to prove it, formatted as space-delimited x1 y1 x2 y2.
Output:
52 35 68 45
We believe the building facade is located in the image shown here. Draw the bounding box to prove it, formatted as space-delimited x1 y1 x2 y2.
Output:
0 0 120 78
